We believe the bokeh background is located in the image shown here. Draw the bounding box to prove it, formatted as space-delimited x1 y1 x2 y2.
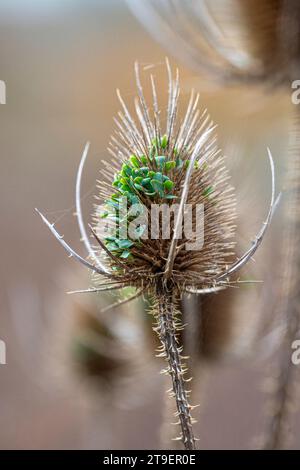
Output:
0 0 298 449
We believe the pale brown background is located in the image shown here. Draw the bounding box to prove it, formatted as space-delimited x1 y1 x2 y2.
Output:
0 0 298 449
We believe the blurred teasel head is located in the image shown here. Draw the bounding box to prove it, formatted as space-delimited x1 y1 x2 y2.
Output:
126 0 300 86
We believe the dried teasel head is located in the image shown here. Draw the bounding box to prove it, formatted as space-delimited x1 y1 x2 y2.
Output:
37 61 278 298
36 60 279 449
91 63 237 297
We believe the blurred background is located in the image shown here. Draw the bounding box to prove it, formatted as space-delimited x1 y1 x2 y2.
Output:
0 0 298 449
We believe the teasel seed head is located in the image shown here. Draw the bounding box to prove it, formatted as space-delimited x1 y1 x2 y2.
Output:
127 0 300 86
91 61 237 298
36 59 279 303
36 59 279 450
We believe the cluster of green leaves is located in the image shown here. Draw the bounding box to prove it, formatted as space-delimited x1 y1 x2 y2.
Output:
100 193 138 261
101 135 212 260
112 139 179 201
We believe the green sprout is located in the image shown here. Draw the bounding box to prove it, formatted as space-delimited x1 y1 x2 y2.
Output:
101 135 212 260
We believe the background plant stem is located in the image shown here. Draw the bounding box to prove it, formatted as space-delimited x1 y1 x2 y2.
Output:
263 109 300 449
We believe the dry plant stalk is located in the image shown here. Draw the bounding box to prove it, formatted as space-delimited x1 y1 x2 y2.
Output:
36 60 278 450
261 110 300 449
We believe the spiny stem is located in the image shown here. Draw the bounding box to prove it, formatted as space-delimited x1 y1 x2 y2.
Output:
154 289 196 450
159 375 178 449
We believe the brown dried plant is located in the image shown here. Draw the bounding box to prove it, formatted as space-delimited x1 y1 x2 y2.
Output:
36 61 278 450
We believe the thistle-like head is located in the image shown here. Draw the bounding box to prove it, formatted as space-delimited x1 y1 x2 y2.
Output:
36 60 279 302
94 61 237 296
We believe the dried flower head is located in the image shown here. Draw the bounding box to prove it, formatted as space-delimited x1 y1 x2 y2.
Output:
36 60 279 449
93 62 237 297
